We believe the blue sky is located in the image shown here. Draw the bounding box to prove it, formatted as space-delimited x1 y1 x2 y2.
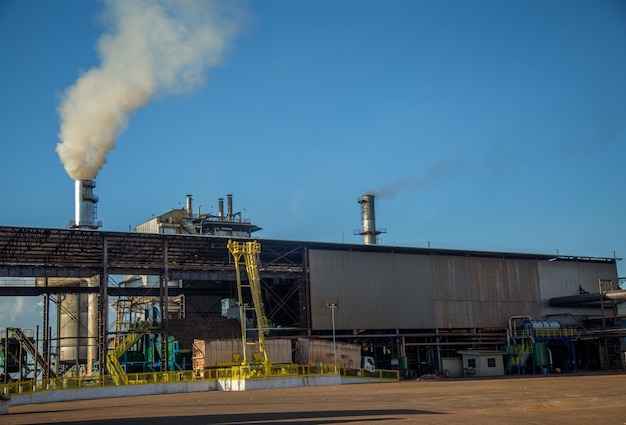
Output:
1 0 625 314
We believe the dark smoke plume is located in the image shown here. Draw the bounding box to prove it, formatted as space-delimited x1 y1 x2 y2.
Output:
369 158 462 200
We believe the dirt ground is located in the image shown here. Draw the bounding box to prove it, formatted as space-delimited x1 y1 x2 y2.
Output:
3 372 626 425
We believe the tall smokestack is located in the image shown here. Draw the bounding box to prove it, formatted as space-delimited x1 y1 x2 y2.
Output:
70 180 101 229
186 194 193 217
218 198 224 220
227 194 233 220
357 194 384 245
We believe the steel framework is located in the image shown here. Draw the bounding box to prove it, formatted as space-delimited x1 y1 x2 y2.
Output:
0 226 308 374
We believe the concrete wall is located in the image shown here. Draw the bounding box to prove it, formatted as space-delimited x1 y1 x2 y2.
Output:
9 381 216 406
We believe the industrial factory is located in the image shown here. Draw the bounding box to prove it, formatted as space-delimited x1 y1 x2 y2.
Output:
1 180 625 395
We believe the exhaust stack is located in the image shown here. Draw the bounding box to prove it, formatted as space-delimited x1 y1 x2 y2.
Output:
218 198 224 219
357 194 385 245
70 180 101 229
186 194 193 217
227 194 233 220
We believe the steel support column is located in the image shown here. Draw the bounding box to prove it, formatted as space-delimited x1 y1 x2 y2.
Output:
161 238 169 371
98 236 109 375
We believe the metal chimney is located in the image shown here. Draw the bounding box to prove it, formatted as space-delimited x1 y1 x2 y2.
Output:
71 180 101 229
185 194 193 217
218 198 224 220
357 194 385 245
227 194 233 221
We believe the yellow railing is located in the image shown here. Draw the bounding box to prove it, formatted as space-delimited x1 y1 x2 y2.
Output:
200 364 399 381
512 327 577 339
106 321 154 385
506 341 533 371
1 364 398 398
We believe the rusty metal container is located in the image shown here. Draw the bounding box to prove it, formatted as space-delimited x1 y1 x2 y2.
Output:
295 338 361 369
192 338 292 371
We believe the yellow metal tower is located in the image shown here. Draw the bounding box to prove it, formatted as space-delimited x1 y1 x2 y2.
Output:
227 240 270 369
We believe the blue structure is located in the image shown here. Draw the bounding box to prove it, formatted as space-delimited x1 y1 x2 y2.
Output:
506 319 577 375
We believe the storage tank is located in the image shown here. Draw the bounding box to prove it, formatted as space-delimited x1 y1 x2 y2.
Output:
39 277 99 372
533 342 549 367
521 320 561 330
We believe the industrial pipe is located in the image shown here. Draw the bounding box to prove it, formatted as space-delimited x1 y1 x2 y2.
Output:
549 290 626 307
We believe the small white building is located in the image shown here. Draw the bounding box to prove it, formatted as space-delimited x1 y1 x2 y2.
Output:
457 350 505 377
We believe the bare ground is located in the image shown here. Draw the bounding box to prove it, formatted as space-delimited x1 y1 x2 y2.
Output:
3 372 626 425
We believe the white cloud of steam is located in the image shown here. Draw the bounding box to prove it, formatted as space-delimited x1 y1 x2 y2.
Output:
369 157 464 200
56 0 246 181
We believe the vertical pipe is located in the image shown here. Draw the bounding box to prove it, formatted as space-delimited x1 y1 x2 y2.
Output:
4 329 8 385
18 330 23 382
48 326 52 380
87 289 98 375
75 294 80 375
56 296 61 376
43 276 49 379
185 195 193 217
218 198 224 220
227 194 233 221
35 325 39 383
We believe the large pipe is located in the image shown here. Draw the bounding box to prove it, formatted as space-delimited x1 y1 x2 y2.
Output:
358 194 379 245
72 180 101 229
218 198 224 219
549 290 626 307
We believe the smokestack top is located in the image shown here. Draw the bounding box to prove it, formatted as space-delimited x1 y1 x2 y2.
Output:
227 194 233 218
186 194 193 217
70 179 102 230
355 193 386 245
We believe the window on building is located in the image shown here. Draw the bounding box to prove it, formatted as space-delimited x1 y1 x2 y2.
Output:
467 359 476 368
487 358 496 368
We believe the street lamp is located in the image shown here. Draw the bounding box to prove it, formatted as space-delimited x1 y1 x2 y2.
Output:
326 303 338 373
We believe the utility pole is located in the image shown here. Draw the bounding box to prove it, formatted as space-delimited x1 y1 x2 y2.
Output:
326 303 338 373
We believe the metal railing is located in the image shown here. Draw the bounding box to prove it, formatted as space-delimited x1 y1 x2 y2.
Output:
2 364 398 399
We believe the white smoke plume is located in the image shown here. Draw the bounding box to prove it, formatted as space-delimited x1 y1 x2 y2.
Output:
57 0 245 180
369 157 463 200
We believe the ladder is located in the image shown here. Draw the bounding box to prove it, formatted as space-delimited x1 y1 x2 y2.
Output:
508 341 533 375
227 240 270 367
106 321 151 385
8 328 57 379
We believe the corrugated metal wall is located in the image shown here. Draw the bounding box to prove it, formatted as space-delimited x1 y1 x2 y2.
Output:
309 249 549 330
309 250 435 330
538 261 619 322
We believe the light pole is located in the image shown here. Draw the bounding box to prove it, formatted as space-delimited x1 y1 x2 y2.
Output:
326 303 338 373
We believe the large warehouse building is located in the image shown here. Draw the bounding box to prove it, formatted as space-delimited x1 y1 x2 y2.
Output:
1 193 624 379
